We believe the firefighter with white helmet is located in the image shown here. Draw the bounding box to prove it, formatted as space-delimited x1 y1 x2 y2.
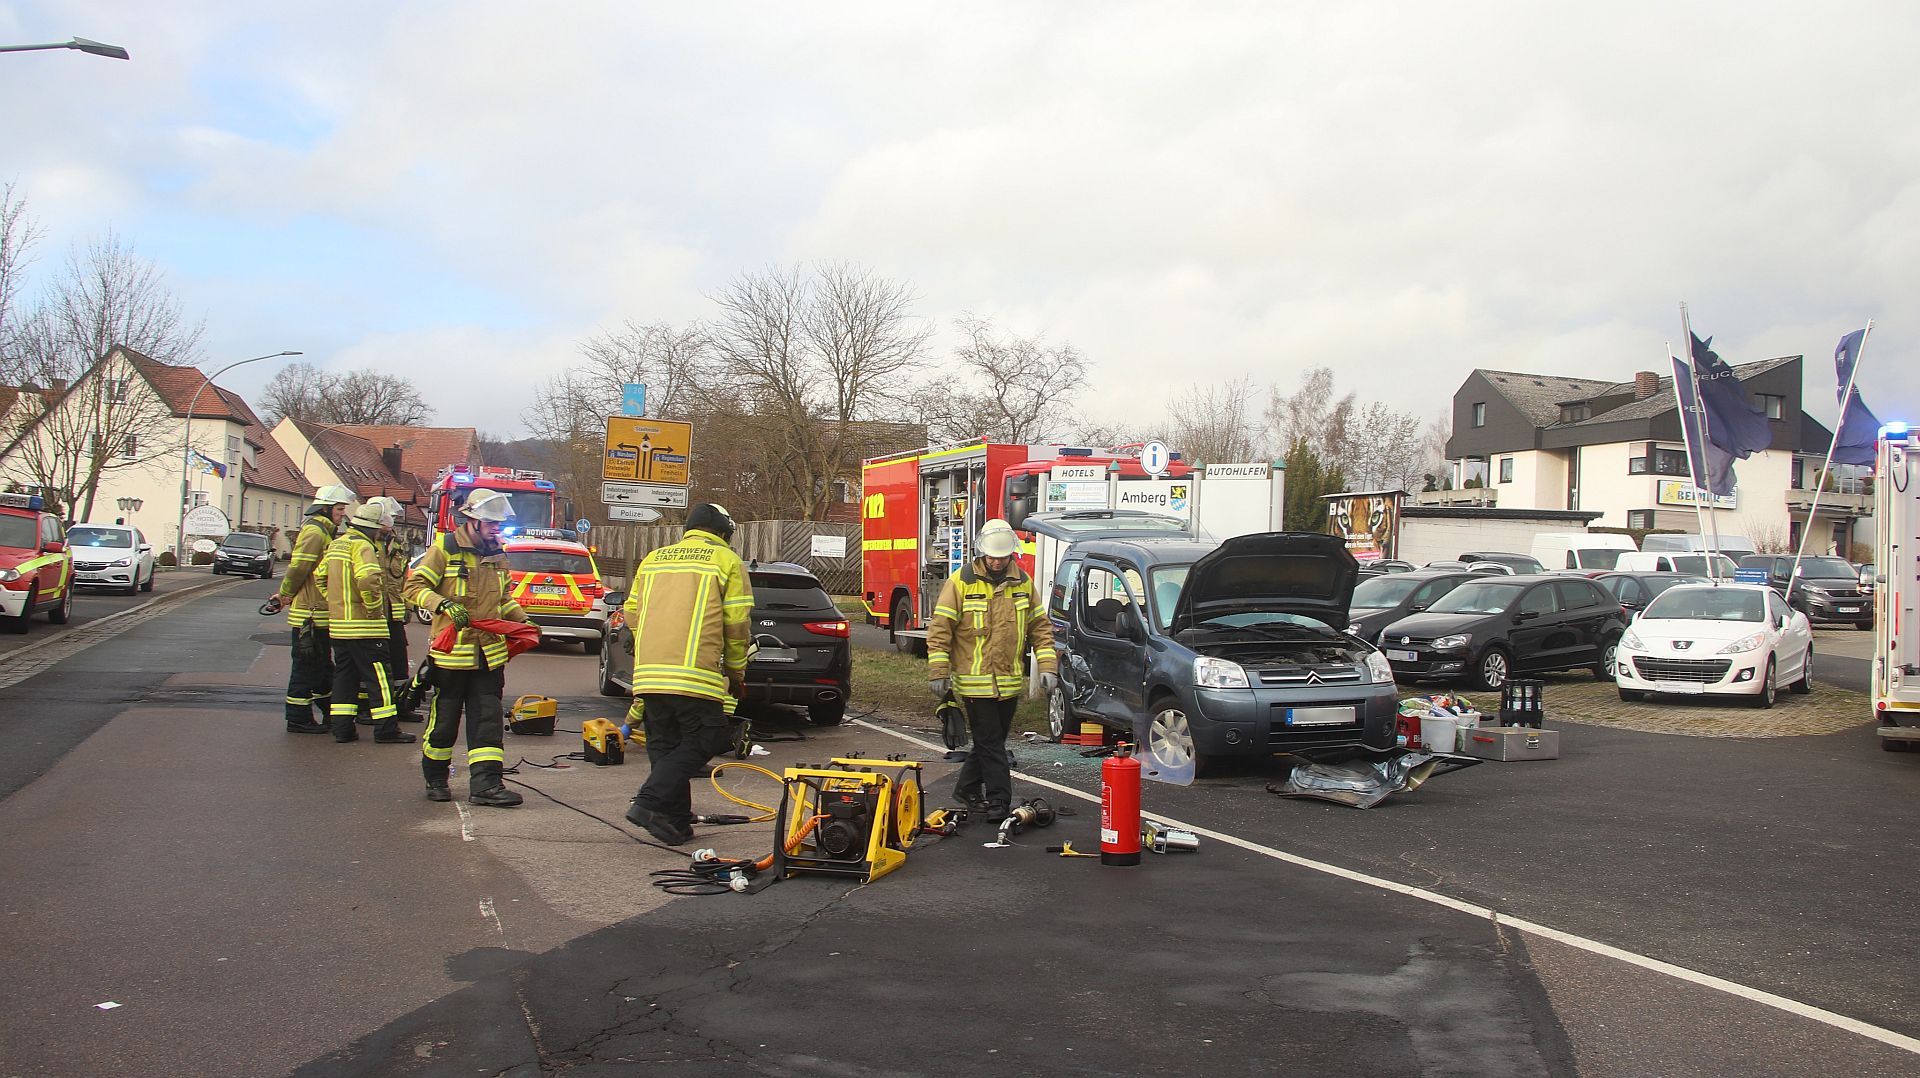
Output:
404 487 531 807
926 517 1057 819
266 484 358 733
314 501 414 744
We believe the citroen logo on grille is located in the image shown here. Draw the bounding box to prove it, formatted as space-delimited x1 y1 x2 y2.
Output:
1304 671 1322 685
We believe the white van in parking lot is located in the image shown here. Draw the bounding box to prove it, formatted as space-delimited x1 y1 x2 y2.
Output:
1530 532 1637 572
1615 550 1737 579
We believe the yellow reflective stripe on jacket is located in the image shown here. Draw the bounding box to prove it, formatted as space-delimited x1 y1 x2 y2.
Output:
624 529 751 702
317 530 389 639
924 558 1057 697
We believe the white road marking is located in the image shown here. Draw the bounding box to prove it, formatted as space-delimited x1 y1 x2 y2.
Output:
852 717 1920 1057
454 801 476 842
478 897 503 937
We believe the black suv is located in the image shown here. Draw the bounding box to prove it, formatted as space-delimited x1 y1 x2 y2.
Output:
599 560 852 725
1736 554 1872 629
1378 574 1628 690
212 531 275 578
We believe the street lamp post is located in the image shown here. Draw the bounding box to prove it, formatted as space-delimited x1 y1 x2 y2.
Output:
0 37 131 60
176 352 300 561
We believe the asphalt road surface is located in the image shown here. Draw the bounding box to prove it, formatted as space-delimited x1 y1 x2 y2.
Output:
1 579 1915 1076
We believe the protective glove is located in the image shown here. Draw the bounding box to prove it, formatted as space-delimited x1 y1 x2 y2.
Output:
728 672 747 701
929 677 951 700
1040 672 1059 694
259 595 284 615
441 602 471 629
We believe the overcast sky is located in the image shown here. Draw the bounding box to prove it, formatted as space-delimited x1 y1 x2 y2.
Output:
4 1 1916 443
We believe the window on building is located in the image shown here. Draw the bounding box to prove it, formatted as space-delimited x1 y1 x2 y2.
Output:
1760 394 1784 421
120 435 138 459
832 479 851 503
1628 457 1647 475
1626 510 1654 530
192 491 209 508
1498 457 1514 484
1558 403 1591 423
1646 448 1688 476
1471 402 1487 428
105 379 129 403
227 434 242 469
1790 457 1804 489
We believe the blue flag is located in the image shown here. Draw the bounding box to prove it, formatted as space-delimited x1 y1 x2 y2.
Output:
1671 353 1737 496
1831 329 1880 466
1690 333 1774 461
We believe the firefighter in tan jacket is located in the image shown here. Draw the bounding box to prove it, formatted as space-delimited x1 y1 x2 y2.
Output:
265 484 356 733
403 489 529 808
364 496 419 721
314 501 413 745
927 518 1057 818
621 502 753 847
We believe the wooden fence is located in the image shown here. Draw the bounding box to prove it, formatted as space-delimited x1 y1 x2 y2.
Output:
590 520 862 594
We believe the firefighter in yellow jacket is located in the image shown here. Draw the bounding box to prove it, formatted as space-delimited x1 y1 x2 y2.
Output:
315 501 414 745
927 518 1057 819
403 489 530 807
365 496 419 721
264 484 356 733
622 502 752 846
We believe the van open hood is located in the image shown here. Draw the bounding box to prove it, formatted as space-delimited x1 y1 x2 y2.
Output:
1168 531 1357 632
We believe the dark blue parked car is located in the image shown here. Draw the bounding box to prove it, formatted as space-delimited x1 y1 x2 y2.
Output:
1047 531 1399 782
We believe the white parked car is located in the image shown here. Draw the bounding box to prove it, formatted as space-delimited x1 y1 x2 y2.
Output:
1615 583 1813 709
67 523 156 594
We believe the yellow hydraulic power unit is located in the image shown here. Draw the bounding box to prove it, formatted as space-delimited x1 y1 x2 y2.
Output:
582 718 625 765
509 694 557 736
775 757 923 883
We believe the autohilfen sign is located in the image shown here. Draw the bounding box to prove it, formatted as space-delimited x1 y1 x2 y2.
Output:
1205 463 1269 479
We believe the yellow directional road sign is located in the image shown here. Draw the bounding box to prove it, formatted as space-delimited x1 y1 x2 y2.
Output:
604 417 693 484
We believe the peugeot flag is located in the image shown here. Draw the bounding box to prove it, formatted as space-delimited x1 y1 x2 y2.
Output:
1690 333 1774 463
1831 329 1881 466
1670 353 1736 496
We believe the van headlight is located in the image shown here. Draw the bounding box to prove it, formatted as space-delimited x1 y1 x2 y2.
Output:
1718 632 1768 655
1433 634 1472 650
0 568 18 582
1364 651 1394 683
1193 656 1249 689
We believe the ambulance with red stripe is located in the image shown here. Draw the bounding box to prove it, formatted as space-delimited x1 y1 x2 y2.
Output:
860 440 1197 651
500 530 607 654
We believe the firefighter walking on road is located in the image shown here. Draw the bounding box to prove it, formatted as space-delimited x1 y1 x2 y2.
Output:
927 518 1057 820
316 502 414 744
622 502 752 847
404 489 528 807
264 484 357 734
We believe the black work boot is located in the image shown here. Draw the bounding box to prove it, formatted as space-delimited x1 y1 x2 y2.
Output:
468 765 522 808
626 803 689 845
286 719 327 734
422 759 452 802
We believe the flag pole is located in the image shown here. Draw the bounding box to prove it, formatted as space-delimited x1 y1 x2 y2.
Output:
1679 303 1724 560
1667 341 1713 552
1789 319 1875 590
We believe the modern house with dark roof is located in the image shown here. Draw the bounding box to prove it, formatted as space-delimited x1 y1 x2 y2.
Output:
1441 356 1868 555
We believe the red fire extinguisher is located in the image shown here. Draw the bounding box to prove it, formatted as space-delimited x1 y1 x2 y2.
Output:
1101 743 1142 866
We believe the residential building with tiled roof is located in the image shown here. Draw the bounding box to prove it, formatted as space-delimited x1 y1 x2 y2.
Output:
1440 355 1864 555
269 418 434 546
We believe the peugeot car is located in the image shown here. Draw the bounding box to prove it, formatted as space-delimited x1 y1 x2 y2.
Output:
1046 531 1397 781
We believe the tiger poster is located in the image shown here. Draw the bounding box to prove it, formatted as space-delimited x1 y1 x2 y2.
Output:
1324 491 1402 562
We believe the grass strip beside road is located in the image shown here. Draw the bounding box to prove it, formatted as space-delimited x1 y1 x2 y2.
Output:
849 647 1050 735
832 595 869 618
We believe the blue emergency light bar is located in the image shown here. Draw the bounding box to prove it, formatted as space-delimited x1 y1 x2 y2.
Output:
0 492 45 510
1883 421 1910 436
1057 447 1093 457
534 479 555 489
451 472 471 483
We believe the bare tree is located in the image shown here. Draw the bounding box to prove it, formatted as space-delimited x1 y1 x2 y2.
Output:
708 263 931 520
1420 409 1451 488
1342 400 1426 491
258 363 432 426
0 181 43 381
939 314 1089 443
1266 367 1356 470
1154 376 1268 464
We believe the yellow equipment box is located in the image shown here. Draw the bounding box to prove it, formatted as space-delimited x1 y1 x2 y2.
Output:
775 757 923 883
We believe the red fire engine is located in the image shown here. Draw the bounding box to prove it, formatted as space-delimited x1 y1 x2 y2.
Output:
428 465 566 539
861 440 1194 647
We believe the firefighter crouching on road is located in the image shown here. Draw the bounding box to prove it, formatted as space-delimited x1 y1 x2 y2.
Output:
264 484 357 734
404 489 529 807
927 518 1057 820
365 496 419 722
316 502 415 745
622 502 752 847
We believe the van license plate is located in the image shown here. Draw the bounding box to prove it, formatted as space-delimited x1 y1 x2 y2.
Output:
1386 649 1417 662
1837 606 1859 614
1286 706 1356 726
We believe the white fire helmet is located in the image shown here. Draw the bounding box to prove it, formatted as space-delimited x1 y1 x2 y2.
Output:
460 488 515 523
313 484 356 506
976 518 1018 558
